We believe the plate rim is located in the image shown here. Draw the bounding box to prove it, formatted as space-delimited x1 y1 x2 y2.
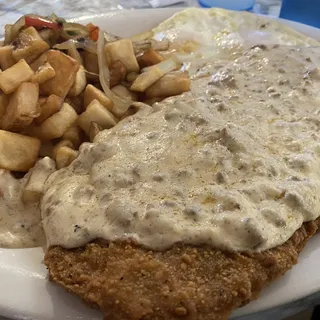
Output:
0 7 320 320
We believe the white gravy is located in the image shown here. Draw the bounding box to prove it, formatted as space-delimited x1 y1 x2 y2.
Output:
0 170 44 248
40 45 320 252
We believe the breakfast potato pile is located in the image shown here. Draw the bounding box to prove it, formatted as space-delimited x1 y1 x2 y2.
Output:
0 14 190 174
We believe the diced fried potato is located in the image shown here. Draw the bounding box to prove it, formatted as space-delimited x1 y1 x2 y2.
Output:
111 85 138 101
31 62 56 84
145 72 191 98
68 66 87 97
34 94 63 125
104 39 139 73
137 48 164 68
0 46 15 70
39 141 53 158
37 50 79 98
110 60 127 88
78 99 117 136
52 140 74 159
62 125 84 149
12 27 50 64
0 130 40 171
38 102 78 141
126 72 139 82
2 82 39 132
22 157 56 203
89 122 102 142
83 51 99 82
55 146 79 169
84 84 113 111
130 58 178 92
0 59 34 94
65 94 84 114
29 51 48 72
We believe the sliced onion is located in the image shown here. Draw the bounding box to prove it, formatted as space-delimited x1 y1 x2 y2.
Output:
9 16 26 43
97 29 132 117
67 42 83 65
53 39 97 54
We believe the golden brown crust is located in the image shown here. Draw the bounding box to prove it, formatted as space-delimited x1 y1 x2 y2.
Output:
45 218 319 320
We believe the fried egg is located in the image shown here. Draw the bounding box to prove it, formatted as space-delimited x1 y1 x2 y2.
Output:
136 8 319 60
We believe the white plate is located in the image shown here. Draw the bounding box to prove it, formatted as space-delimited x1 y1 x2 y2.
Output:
0 8 320 320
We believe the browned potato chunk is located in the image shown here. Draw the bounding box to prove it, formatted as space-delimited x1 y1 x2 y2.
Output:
2 82 40 132
84 84 113 111
137 48 164 68
62 125 84 149
22 157 56 203
0 59 34 94
110 60 127 88
34 94 63 125
104 39 139 73
36 50 79 98
31 62 56 84
55 146 79 169
52 140 74 159
89 122 102 142
78 99 117 136
39 102 78 141
0 130 40 171
0 46 15 70
68 66 87 97
65 94 84 114
12 27 50 64
145 72 191 98
131 58 178 92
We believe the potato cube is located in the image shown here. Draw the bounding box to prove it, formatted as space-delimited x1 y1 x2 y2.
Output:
78 99 117 136
0 46 15 70
104 39 139 73
55 146 79 169
2 82 40 132
62 125 84 149
137 48 164 68
31 62 56 84
0 59 34 94
22 157 56 203
37 50 79 98
0 130 41 171
34 94 63 125
84 84 113 111
68 66 87 97
39 102 78 141
89 122 102 142
110 60 127 88
52 140 74 159
12 27 50 64
65 94 84 114
145 72 191 98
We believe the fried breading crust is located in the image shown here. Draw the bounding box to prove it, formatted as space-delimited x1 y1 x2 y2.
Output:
45 218 319 320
